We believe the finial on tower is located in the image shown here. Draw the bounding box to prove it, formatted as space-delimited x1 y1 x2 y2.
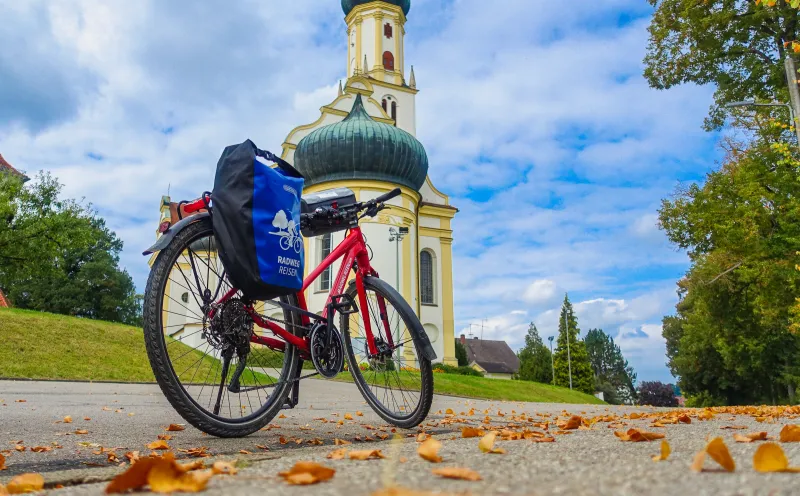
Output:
409 66 416 89
338 80 343 96
363 55 369 73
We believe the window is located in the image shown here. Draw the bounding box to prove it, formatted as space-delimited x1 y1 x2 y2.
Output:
420 250 435 305
384 23 393 39
320 234 333 291
181 292 189 303
382 98 387 112
383 51 395 71
391 101 397 121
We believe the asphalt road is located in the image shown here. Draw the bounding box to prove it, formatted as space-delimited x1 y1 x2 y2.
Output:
2 380 800 495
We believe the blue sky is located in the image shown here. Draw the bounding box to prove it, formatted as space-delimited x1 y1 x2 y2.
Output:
0 0 723 383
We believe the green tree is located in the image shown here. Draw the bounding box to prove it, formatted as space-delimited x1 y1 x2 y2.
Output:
584 329 637 404
552 295 595 394
644 0 800 130
455 338 468 367
659 136 800 405
0 172 140 325
515 323 553 384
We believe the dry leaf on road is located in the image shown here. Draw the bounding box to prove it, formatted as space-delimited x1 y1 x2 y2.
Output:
74 430 89 435
562 416 582 430
147 440 170 451
344 413 353 420
5 473 44 494
148 461 213 493
158 435 173 441
431 467 482 481
417 438 442 463
461 427 484 438
691 437 735 472
327 448 348 460
614 429 665 442
733 432 767 443
279 462 335 485
478 432 505 454
652 440 670 462
0 454 6 471
165 424 185 432
211 461 237 475
349 450 385 460
63 416 73 424
780 425 800 442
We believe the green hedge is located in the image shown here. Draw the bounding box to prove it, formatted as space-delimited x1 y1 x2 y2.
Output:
433 363 484 377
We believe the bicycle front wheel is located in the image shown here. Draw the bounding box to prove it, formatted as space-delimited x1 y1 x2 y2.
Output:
341 276 433 428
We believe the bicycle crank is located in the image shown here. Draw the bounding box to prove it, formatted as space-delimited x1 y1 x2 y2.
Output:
309 321 345 379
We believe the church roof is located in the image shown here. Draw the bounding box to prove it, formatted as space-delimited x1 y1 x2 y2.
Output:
0 154 28 182
293 94 429 191
342 0 411 16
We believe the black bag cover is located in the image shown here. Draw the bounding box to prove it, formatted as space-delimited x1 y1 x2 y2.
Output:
212 140 305 301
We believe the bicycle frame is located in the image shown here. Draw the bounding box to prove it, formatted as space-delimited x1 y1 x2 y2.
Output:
212 226 390 359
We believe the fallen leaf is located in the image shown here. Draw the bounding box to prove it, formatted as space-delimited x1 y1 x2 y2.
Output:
125 451 140 463
30 447 51 453
147 440 170 451
279 462 335 485
461 427 485 439
63 416 73 424
478 432 505 454
5 474 44 494
349 450 385 460
417 438 442 463
416 433 429 443
147 460 213 493
733 432 768 443
719 426 746 430
445 409 455 415
690 451 706 473
614 429 665 442
74 430 89 435
211 461 238 475
238 450 251 455
0 453 5 471
780 425 800 442
356 411 364 417
706 437 735 472
334 439 351 446
752 443 800 473
165 424 185 432
278 414 287 419
563 416 582 430
158 435 173 441
431 467 482 481
13 446 24 452
180 460 206 472
327 448 348 460
344 414 353 420
678 414 691 424
652 440 670 462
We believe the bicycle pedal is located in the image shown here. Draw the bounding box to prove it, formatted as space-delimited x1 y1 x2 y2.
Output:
329 293 358 315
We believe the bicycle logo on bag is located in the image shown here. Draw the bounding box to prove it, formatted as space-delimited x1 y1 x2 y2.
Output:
271 210 303 254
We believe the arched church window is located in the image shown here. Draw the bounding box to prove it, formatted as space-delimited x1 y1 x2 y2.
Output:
382 99 387 112
391 101 397 121
420 250 436 305
384 23 393 39
383 51 395 71
320 234 332 291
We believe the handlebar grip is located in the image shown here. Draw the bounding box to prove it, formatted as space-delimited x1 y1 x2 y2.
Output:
374 188 401 204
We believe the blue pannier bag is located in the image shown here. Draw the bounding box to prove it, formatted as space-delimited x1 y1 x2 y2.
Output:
212 139 305 300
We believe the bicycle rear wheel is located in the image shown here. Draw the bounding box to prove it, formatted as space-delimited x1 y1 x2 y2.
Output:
341 276 433 428
142 218 301 437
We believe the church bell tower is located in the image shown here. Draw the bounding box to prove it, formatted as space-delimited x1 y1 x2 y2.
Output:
344 0 411 87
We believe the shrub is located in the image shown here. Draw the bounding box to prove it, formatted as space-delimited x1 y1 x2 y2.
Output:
432 363 484 377
637 381 678 407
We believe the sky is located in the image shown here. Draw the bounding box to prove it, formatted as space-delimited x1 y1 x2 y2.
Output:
0 0 723 383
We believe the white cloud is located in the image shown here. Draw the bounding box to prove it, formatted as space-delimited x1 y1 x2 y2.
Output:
523 279 560 306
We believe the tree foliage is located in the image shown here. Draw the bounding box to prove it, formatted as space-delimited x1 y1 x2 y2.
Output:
552 295 595 394
515 323 553 384
637 381 679 407
584 329 638 404
0 172 140 325
660 134 800 405
455 339 468 367
645 0 800 130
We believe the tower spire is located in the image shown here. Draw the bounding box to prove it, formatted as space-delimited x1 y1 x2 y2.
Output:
363 55 369 74
409 66 416 89
338 80 343 96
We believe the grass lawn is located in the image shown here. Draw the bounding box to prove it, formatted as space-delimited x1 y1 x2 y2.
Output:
334 369 605 404
0 308 270 385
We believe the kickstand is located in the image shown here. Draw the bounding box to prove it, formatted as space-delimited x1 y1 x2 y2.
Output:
282 358 304 410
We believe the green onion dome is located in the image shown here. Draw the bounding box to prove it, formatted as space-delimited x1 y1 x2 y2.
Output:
342 0 411 17
294 95 428 191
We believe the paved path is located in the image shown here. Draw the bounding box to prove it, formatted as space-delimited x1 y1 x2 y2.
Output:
2 380 800 495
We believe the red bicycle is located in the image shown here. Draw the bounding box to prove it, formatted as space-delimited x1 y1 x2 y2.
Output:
142 188 435 437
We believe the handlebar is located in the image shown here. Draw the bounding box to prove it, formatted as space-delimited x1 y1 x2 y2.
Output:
374 188 401 204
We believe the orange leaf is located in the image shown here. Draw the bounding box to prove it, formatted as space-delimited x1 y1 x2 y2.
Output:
615 428 665 442
74 430 89 435
334 438 351 446
30 447 51 453
431 467 482 481
158 435 173 441
753 443 789 473
695 437 735 472
106 457 161 493
417 438 443 463
677 414 691 424
344 413 353 420
165 424 185 432
211 461 238 475
5 474 44 494
780 425 800 442
326 448 348 460
563 415 582 430
14 446 24 452
652 440 671 462
0 453 5 471
279 462 335 485
461 427 485 439
356 411 364 417
733 432 767 443
348 450 385 460
445 408 455 415
478 432 505 454
63 416 73 424
147 440 170 451
148 459 213 493
690 451 706 473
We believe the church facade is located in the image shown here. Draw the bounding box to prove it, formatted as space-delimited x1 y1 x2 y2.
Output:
154 0 457 365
